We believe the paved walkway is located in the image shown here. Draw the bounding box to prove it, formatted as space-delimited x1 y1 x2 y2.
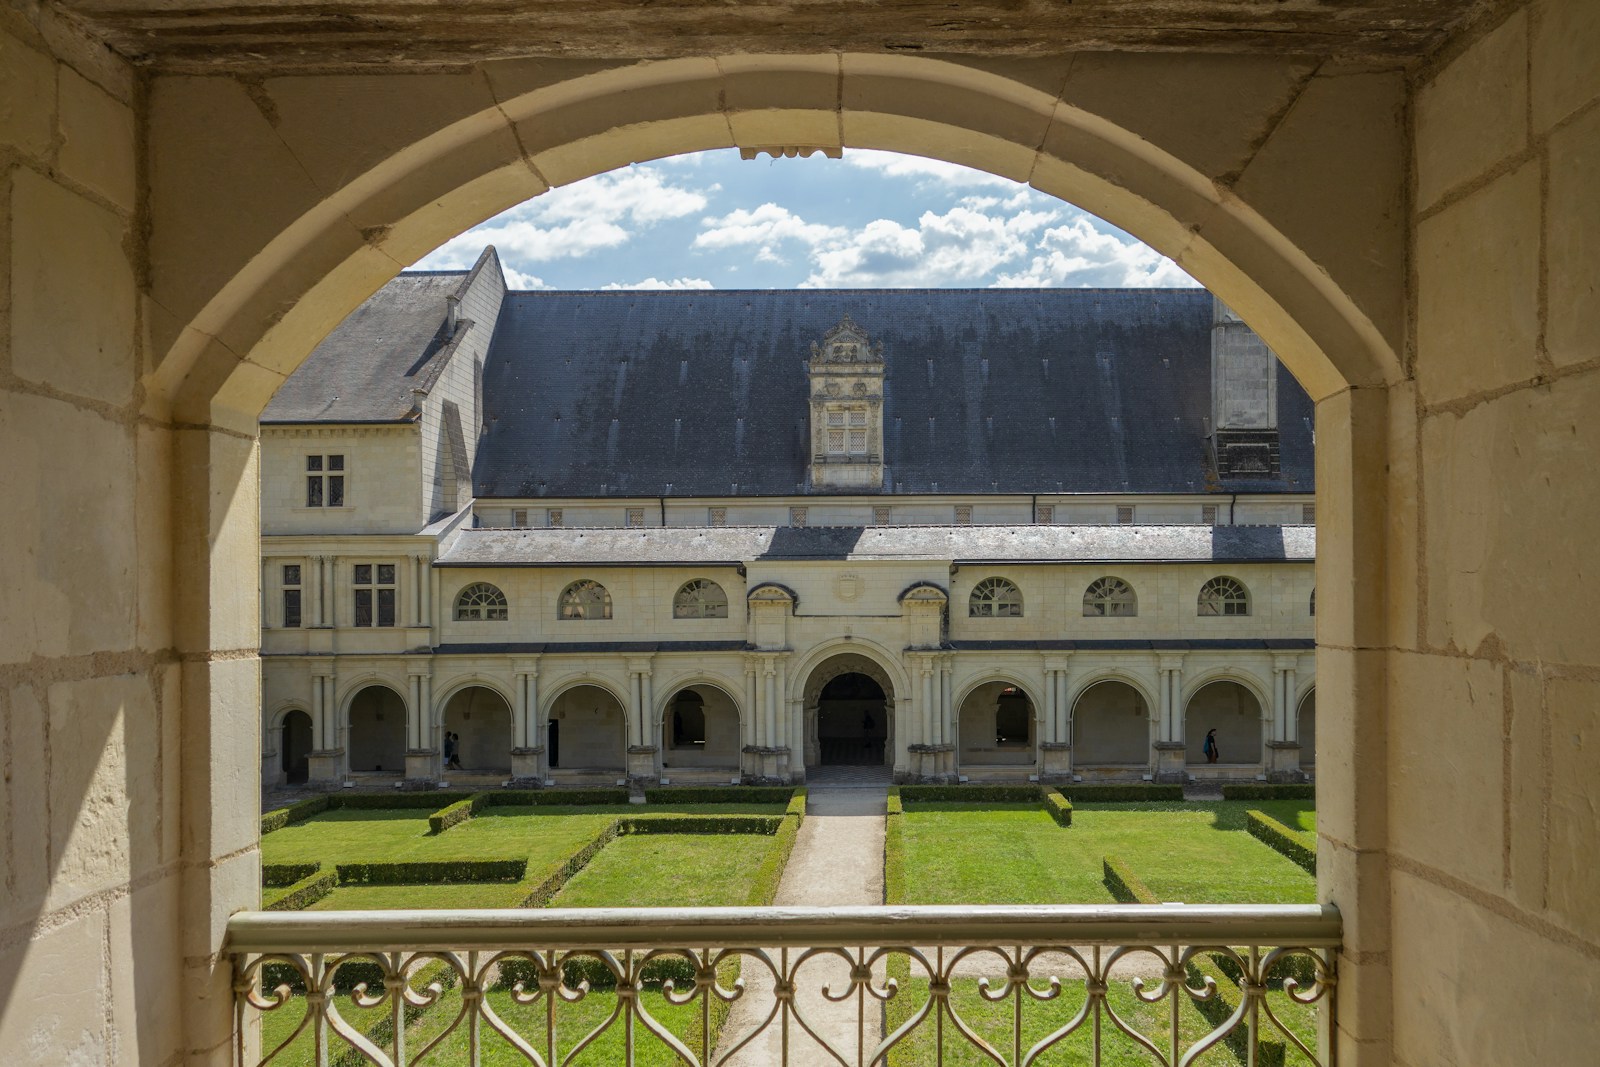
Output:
716 786 887 1065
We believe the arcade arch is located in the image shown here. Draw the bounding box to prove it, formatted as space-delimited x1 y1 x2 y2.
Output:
659 683 743 771
957 680 1038 769
1185 679 1265 766
439 684 514 773
345 684 408 775
544 683 627 772
801 653 897 768
1298 688 1317 768
1071 680 1153 767
278 708 312 785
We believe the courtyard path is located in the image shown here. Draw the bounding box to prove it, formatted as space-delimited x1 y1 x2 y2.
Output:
715 785 887 1065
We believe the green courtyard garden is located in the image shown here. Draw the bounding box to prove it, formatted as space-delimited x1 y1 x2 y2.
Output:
251 782 1318 1066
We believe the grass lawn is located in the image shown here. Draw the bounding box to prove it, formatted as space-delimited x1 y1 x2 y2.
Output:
898 800 1316 906
885 971 1319 1067
306 882 528 910
551 833 778 908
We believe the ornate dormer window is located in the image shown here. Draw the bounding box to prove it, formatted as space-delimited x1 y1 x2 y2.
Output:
807 313 886 491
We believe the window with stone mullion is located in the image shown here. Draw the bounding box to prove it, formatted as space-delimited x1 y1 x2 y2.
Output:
353 562 397 627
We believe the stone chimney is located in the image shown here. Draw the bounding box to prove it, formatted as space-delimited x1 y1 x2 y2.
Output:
1210 298 1280 478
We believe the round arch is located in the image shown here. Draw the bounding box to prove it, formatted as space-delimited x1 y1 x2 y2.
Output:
1070 677 1155 767
438 684 514 774
540 681 629 772
656 679 744 770
432 675 517 726
538 676 632 723
797 648 902 770
335 674 411 723
342 682 409 775
1183 677 1267 766
1064 670 1159 719
1297 687 1317 767
162 53 1403 437
952 672 1045 714
789 637 911 708
955 677 1040 770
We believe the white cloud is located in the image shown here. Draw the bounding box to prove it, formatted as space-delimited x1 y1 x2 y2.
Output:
693 203 846 262
414 164 710 267
501 266 550 290
992 217 1199 288
802 199 1059 287
600 277 715 290
842 149 1020 191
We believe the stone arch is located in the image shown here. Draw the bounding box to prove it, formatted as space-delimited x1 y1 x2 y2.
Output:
656 680 743 770
1184 677 1267 766
798 650 900 769
161 53 1404 441
955 677 1040 769
1071 679 1154 766
438 684 514 774
541 681 628 772
789 637 910 707
1297 687 1317 767
343 683 408 775
432 675 517 726
266 704 314 786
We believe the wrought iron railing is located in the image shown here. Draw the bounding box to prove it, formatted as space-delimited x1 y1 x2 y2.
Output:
229 904 1339 1066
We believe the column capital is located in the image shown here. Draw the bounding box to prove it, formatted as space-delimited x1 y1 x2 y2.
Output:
1042 653 1073 672
626 656 655 674
1158 653 1187 671
1272 653 1301 671
513 657 541 676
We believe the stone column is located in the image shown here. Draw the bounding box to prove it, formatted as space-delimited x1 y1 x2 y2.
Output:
308 554 324 627
403 665 435 784
741 656 760 780
1153 655 1187 783
1039 657 1072 782
511 660 544 784
626 658 659 784
261 557 273 628
1266 655 1303 782
411 554 424 627
939 656 955 778
307 668 342 784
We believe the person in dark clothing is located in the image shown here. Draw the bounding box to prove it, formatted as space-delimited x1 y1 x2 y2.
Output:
1203 728 1220 764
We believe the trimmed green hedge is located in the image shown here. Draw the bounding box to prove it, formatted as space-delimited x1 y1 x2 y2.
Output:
260 795 331 835
265 869 336 911
896 784 1043 803
336 859 527 885
1043 790 1073 827
745 789 806 907
886 788 904 817
497 788 630 807
517 823 620 908
884 790 907 905
622 813 780 835
262 862 320 888
1060 784 1184 802
1246 810 1316 874
643 786 796 805
1102 855 1159 904
1223 784 1315 800
427 793 487 834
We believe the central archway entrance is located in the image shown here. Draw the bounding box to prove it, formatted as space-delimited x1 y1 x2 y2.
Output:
802 653 897 770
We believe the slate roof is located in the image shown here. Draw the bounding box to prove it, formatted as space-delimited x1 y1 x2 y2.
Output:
472 288 1314 498
261 271 466 423
434 524 1315 567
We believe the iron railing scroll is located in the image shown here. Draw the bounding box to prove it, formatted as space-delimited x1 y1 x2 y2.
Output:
229 904 1339 1066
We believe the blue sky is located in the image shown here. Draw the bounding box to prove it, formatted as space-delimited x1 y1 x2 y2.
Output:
413 149 1199 292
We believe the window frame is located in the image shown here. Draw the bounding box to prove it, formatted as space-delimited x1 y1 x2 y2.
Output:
305 454 346 508
673 579 729 620
352 561 397 627
1082 576 1138 618
1197 576 1251 617
558 579 612 621
454 582 509 622
969 576 1024 618
281 563 302 628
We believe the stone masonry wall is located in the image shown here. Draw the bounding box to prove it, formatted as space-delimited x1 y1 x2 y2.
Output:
0 9 190 1066
1383 2 1600 1063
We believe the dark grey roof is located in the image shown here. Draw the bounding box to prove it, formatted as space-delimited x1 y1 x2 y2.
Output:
261 272 465 423
472 288 1314 497
434 524 1315 567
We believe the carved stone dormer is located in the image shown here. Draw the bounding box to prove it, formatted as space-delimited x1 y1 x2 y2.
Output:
807 313 886 490
1210 298 1281 479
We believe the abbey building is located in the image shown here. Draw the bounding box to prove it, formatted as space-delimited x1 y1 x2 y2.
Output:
259 247 1316 790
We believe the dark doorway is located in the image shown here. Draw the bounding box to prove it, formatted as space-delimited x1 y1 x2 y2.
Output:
817 672 888 765
548 718 560 768
281 709 312 784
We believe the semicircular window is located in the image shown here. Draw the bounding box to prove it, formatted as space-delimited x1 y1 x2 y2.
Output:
559 579 612 621
674 579 729 619
1197 576 1251 617
1082 576 1137 617
454 582 508 621
969 577 1024 618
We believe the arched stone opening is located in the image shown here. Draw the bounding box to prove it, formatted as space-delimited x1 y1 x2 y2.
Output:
802 654 896 767
1071 681 1152 768
440 685 513 774
545 684 627 772
346 684 408 775
957 681 1037 769
1185 680 1265 766
280 709 312 785
1298 689 1317 768
660 684 742 771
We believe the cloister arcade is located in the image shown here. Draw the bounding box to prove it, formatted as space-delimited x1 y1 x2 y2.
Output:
4 3 1596 1064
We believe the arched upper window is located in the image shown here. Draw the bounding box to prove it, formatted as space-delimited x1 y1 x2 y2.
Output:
454 582 509 621
559 579 612 621
1083 576 1137 617
673 579 729 619
1198 576 1251 617
969 577 1023 618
